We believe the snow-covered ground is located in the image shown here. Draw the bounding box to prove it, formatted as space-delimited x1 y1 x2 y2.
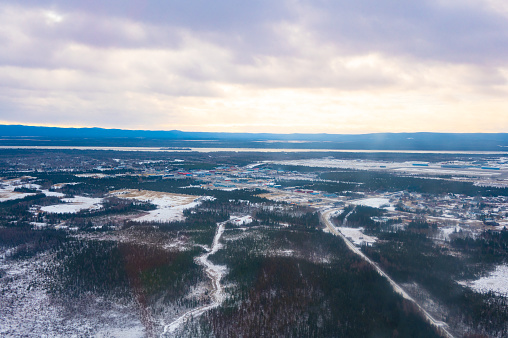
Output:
0 189 34 202
268 158 507 185
350 197 392 209
110 189 203 222
0 176 70 202
0 251 144 337
270 158 401 170
30 221 49 229
0 178 37 202
459 265 508 296
51 182 79 189
40 196 103 214
75 173 108 178
41 190 66 197
163 221 228 335
438 226 463 240
230 215 253 225
336 227 377 246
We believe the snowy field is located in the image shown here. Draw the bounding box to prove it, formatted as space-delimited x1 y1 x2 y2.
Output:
459 265 508 296
0 252 144 337
0 178 70 202
41 190 66 197
350 197 392 209
110 189 203 222
40 196 103 214
269 158 507 179
437 226 463 240
270 158 401 170
0 178 37 202
0 189 34 202
336 227 377 246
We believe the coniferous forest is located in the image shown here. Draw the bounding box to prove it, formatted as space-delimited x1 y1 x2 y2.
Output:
1 149 507 337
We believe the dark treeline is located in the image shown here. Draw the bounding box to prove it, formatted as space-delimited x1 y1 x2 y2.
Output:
332 205 389 230
362 230 508 336
198 198 255 214
35 173 194 196
13 186 39 193
254 209 320 229
47 239 205 311
0 193 47 207
102 197 156 213
334 205 353 224
266 164 335 173
345 205 385 228
0 193 54 223
42 197 157 226
276 179 357 194
321 170 508 196
33 172 270 203
0 225 67 259
127 209 229 245
201 229 441 337
182 187 269 203
451 229 508 264
407 219 437 230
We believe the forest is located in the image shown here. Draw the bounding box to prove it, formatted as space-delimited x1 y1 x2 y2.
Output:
2 149 508 337
320 170 508 196
198 228 441 337
362 229 508 336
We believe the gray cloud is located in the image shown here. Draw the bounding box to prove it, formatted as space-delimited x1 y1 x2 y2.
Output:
0 0 507 132
9 0 508 65
306 0 508 64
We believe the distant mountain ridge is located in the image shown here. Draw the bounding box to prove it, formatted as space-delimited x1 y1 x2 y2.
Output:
1 124 508 151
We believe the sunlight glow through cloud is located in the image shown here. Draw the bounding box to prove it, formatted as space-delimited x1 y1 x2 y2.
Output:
0 1 507 133
44 10 63 24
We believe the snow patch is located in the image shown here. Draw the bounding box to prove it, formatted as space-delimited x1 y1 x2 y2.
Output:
351 197 391 209
336 227 377 246
0 178 38 202
163 221 228 335
110 189 206 222
230 215 253 225
459 265 508 296
40 196 103 214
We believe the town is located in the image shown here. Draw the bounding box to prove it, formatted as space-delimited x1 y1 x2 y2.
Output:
1 149 507 337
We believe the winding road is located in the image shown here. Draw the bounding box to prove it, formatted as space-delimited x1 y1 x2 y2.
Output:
162 221 227 335
320 208 454 338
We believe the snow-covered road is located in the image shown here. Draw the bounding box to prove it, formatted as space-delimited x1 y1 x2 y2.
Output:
320 208 454 338
162 221 227 335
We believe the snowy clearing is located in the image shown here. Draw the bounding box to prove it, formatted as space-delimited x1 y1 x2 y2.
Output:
230 215 253 225
0 190 34 202
459 265 508 296
0 178 37 202
350 197 392 209
336 227 377 246
40 196 103 214
437 226 462 240
110 189 203 222
0 252 144 337
41 190 66 197
270 158 400 170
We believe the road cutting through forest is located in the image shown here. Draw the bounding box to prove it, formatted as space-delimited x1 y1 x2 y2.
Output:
162 221 227 335
320 208 454 338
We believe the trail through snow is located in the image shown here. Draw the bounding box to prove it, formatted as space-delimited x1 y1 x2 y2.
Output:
162 221 227 335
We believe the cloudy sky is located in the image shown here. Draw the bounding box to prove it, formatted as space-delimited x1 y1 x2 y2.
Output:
1 0 507 133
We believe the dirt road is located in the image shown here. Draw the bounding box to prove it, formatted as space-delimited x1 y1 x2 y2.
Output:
162 221 227 335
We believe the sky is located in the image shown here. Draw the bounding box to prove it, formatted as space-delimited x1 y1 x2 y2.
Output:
0 0 507 134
